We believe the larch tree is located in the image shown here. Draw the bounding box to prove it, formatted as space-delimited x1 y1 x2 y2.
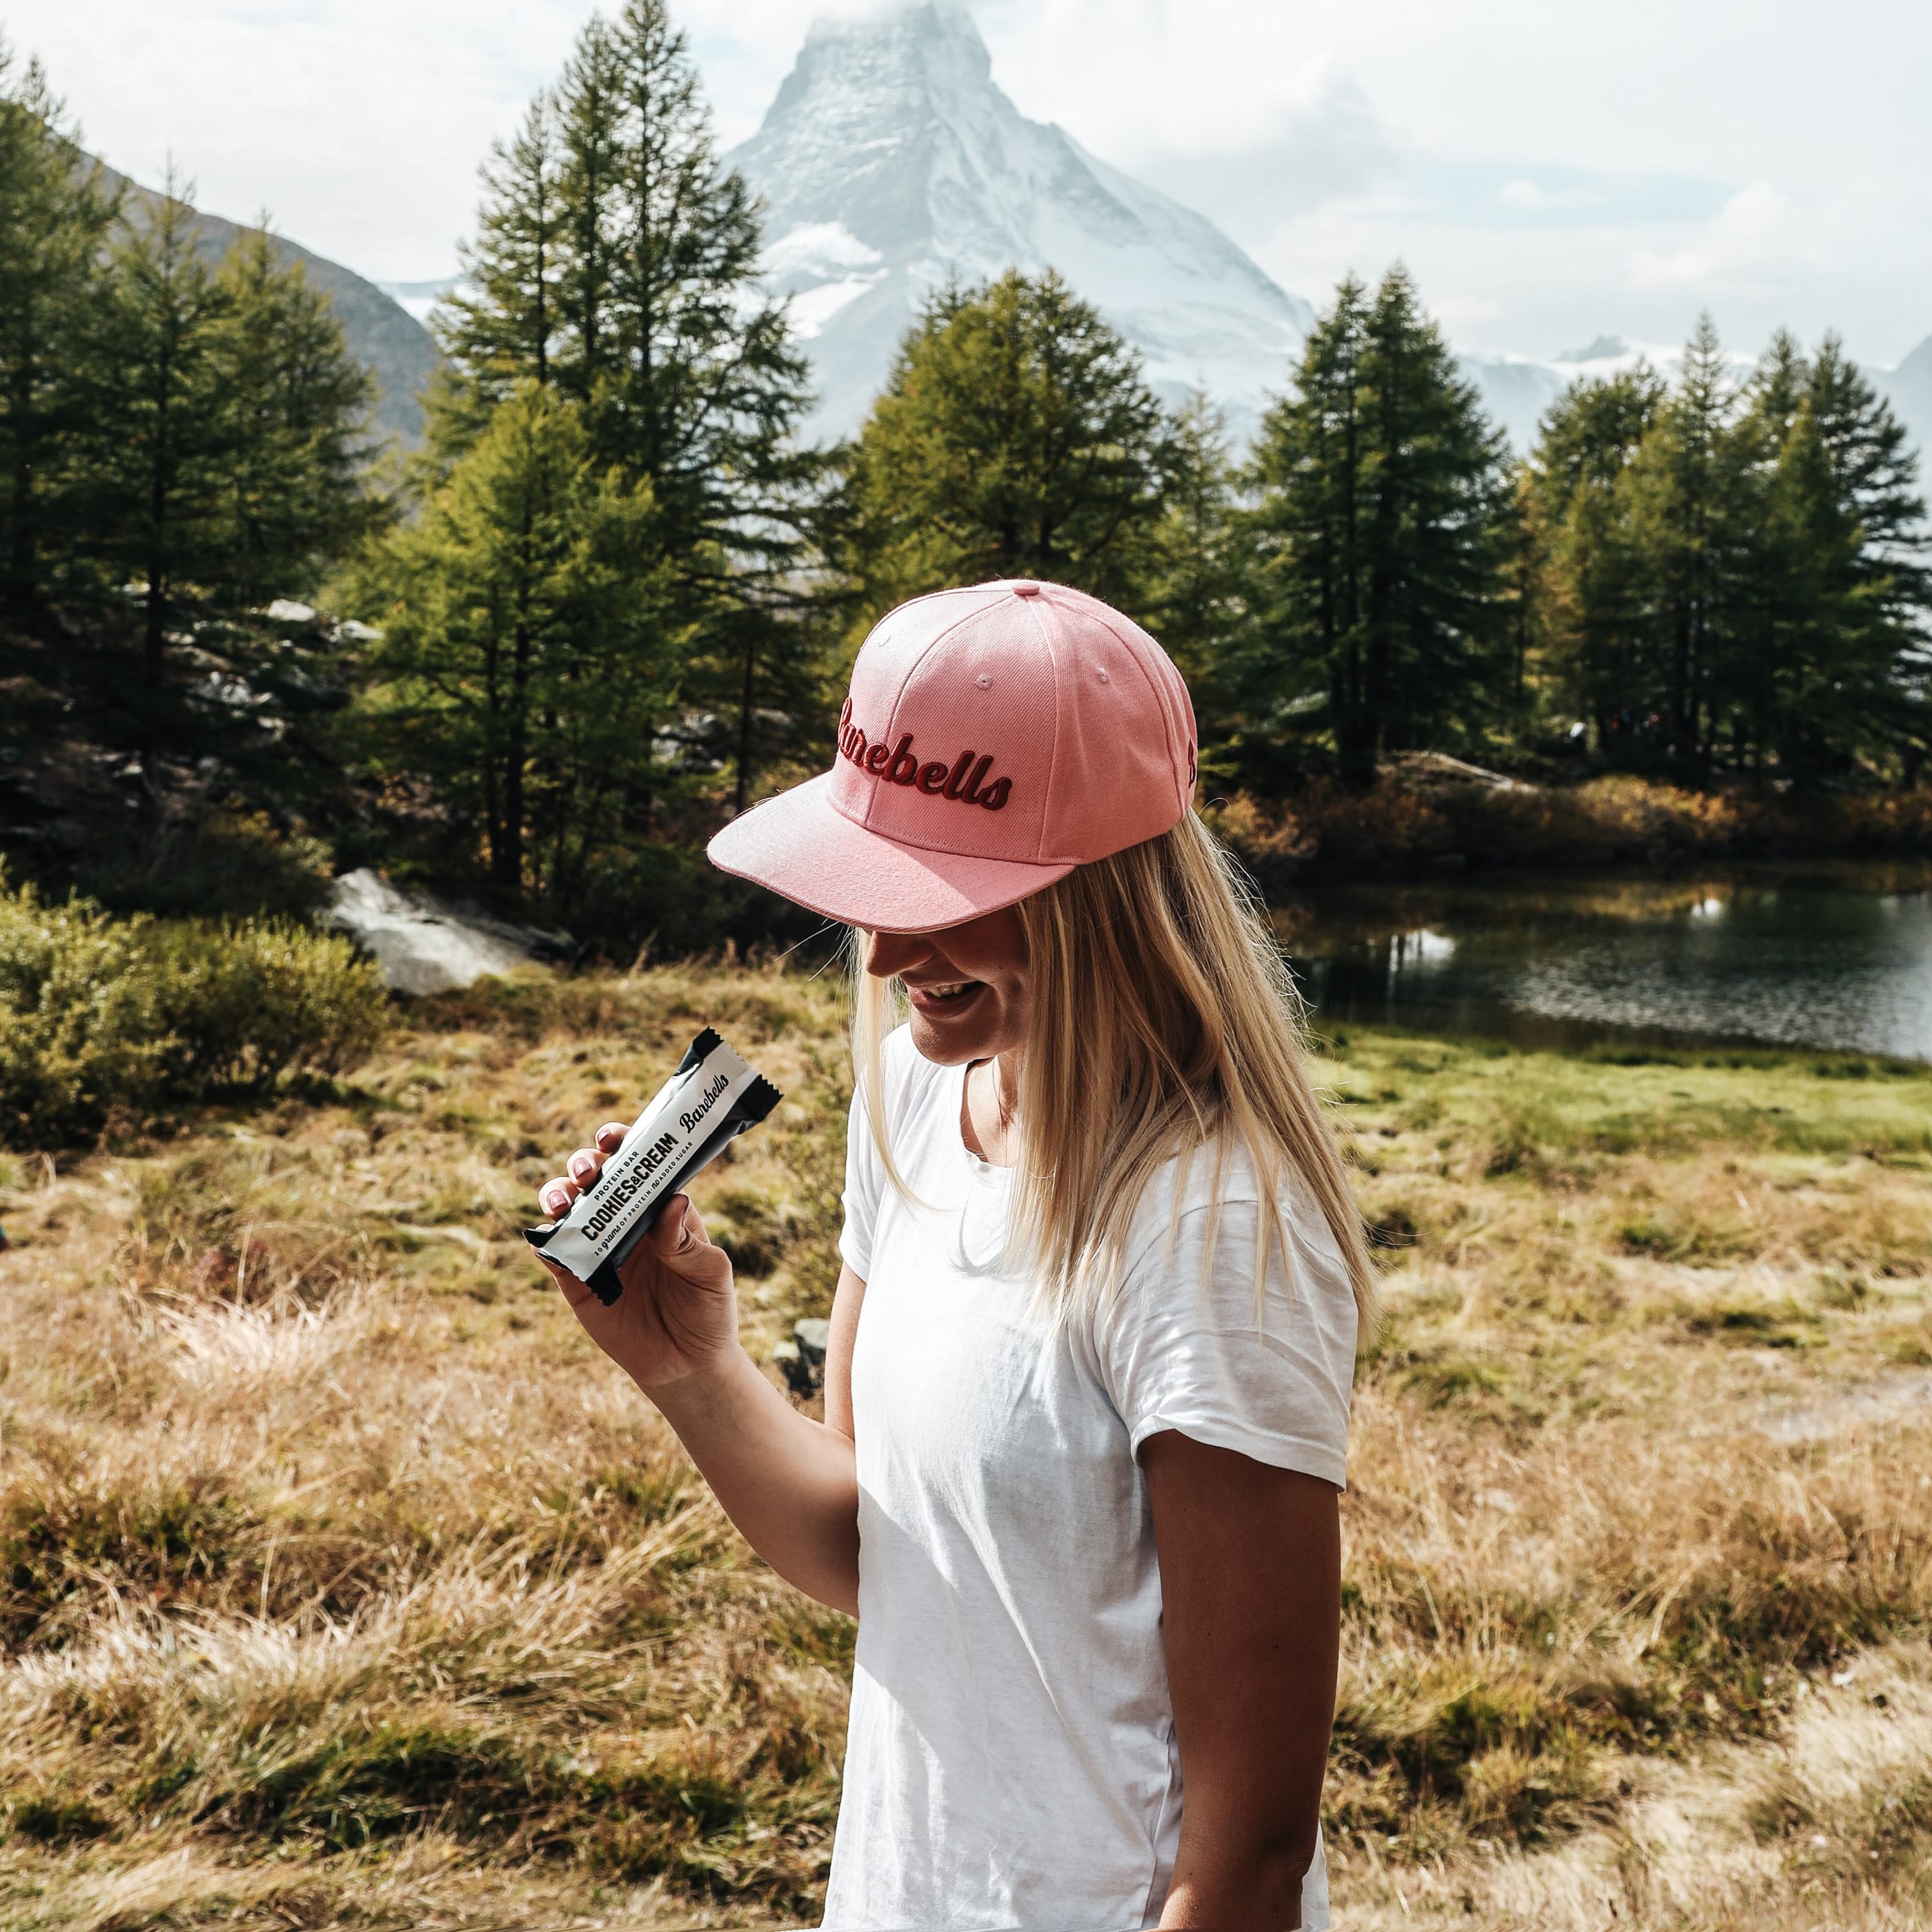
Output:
1526 364 1667 756
212 222 380 610
361 382 682 906
1248 267 1512 785
0 45 117 613
1618 314 1746 782
845 270 1178 624
432 0 823 820
88 170 235 790
1732 332 1928 785
432 94 565 452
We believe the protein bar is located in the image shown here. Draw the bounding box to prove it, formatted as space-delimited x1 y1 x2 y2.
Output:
524 1028 782 1305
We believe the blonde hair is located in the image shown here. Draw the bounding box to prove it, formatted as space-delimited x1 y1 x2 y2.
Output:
851 811 1377 1334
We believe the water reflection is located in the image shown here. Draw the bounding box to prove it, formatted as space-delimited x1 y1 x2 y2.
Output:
1279 869 1932 1061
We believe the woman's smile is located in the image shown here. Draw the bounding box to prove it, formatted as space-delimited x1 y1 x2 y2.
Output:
906 978 983 1013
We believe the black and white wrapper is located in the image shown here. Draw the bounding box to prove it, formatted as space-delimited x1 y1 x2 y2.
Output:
524 1029 782 1306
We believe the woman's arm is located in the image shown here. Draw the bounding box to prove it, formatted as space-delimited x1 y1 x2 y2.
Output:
537 1127 867 1613
1141 1432 1341 1932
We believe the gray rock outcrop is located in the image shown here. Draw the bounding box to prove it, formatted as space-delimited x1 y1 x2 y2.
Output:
328 869 570 996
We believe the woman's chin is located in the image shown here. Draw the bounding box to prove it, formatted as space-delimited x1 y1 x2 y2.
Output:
907 989 993 1062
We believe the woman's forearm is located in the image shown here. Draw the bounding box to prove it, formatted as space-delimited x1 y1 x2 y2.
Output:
645 1345 862 1613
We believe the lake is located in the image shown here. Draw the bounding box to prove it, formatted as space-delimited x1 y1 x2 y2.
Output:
1278 865 1932 1063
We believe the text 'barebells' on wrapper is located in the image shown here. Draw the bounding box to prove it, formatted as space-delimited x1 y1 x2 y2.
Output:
524 1029 782 1305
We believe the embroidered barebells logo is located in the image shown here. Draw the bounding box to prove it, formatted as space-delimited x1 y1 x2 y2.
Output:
837 700 1013 810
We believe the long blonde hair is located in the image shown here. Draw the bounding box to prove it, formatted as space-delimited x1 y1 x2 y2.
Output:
851 811 1376 1334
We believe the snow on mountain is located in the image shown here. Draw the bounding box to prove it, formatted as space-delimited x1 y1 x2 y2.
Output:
724 1 1314 444
1459 336 1779 455
720 3 1931 470
1874 334 1932 468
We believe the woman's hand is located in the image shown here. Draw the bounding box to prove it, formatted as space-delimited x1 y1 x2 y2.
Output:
536 1123 740 1392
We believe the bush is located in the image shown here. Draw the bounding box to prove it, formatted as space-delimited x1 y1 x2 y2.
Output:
1205 776 1932 880
0 870 386 1147
75 814 335 921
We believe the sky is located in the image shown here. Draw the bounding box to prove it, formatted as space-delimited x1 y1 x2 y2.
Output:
6 0 1929 368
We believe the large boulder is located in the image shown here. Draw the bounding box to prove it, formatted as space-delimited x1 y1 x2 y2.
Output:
328 869 571 997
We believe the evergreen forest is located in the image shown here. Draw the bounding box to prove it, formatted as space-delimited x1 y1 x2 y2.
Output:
2 1 1928 957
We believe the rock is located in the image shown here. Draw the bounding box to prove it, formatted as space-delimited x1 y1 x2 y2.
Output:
1382 750 1530 793
264 598 318 626
326 869 571 997
267 666 350 714
776 1317 831 1398
772 1338 812 1397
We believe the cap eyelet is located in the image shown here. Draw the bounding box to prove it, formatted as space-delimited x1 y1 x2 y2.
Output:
975 673 992 689
1096 667 1110 683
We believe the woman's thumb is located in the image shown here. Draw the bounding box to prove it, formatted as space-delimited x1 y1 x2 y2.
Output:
647 1194 716 1272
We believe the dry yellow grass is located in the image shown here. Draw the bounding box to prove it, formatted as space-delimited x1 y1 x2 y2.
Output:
1 967 1929 1929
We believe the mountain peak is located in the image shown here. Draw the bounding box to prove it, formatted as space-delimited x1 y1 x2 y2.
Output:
729 3 1312 442
801 1 987 62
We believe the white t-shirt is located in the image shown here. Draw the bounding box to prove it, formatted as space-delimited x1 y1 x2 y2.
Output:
824 1026 1358 1931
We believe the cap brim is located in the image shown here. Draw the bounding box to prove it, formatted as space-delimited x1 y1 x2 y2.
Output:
707 772 1074 934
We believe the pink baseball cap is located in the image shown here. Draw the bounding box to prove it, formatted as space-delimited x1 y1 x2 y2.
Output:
707 580 1198 934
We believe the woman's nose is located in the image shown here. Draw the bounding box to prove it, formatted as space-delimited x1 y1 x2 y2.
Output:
866 929 934 980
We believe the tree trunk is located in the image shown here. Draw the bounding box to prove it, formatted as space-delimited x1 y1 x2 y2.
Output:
733 620 758 818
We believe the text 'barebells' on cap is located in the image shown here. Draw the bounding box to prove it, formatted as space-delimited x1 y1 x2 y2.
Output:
707 580 1199 934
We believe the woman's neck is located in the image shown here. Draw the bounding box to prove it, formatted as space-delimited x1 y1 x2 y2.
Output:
961 1051 1023 1167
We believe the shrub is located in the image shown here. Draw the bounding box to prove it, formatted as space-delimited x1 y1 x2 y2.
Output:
75 813 335 921
1206 776 1932 880
0 869 386 1147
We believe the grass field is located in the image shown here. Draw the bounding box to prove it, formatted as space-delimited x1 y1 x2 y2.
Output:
2 964 1930 1930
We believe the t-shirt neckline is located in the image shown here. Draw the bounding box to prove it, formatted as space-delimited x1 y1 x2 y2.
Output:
956 1058 1013 1185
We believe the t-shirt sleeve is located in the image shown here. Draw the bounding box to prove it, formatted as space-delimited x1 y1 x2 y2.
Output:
1094 1192 1359 1490
838 1067 885 1281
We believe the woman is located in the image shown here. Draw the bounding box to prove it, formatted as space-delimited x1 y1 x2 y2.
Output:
537 581 1375 1931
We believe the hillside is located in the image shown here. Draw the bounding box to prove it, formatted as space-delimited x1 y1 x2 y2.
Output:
98 158 437 451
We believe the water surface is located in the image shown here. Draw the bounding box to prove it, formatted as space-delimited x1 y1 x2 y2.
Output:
1279 866 1932 1062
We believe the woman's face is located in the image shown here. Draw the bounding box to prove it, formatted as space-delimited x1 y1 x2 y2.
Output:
867 906 1031 1066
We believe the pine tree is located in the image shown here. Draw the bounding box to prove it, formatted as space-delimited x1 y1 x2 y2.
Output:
1618 314 1745 782
0 43 117 613
1248 267 1511 784
553 18 627 420
1731 332 1929 785
846 270 1177 622
1526 365 1666 756
361 383 680 905
1148 387 1244 681
87 169 235 789
1241 276 1370 782
212 221 380 609
435 0 822 817
433 94 563 446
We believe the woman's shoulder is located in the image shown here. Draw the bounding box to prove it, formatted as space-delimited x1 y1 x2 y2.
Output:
1125 1136 1350 1281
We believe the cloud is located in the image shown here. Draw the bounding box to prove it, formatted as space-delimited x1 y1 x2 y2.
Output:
1131 59 1406 238
3 0 1927 366
1626 181 1809 288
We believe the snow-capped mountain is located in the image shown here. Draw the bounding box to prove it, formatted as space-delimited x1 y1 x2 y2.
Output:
1877 333 1932 465
725 1 1314 444
722 3 1931 468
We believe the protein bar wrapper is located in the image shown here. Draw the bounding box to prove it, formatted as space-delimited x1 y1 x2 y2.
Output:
524 1028 782 1305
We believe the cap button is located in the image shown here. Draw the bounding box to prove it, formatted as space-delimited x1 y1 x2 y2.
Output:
1012 582 1042 598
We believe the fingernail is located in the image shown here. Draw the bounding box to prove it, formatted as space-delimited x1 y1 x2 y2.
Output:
569 1153 597 1181
541 1189 569 1216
